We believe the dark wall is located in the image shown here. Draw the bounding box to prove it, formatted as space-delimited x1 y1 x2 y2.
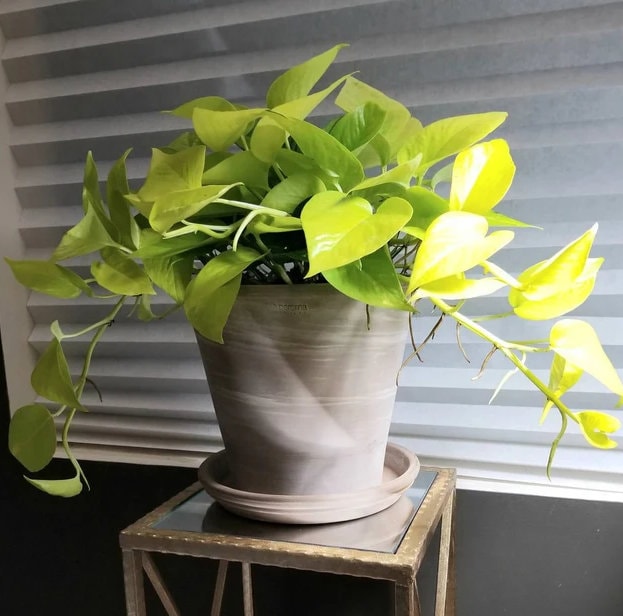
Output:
2 340 623 615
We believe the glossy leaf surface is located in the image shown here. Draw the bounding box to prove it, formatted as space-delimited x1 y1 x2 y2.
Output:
301 192 412 276
261 173 325 213
6 259 85 298
409 212 513 291
193 108 265 152
449 139 515 214
576 411 620 449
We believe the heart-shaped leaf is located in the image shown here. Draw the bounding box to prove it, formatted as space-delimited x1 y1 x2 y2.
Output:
336 76 413 160
272 116 364 191
550 319 623 397
183 247 262 342
143 254 193 304
138 146 206 202
193 108 265 152
449 139 515 214
52 201 125 261
323 246 413 311
398 112 508 170
6 259 86 298
350 160 418 192
408 211 514 291
266 44 347 108
31 339 84 410
301 192 412 276
328 102 387 153
9 404 57 472
149 183 239 233
261 173 326 213
91 247 155 296
576 411 620 449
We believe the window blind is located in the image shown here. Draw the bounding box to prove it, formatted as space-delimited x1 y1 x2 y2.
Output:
1 0 622 500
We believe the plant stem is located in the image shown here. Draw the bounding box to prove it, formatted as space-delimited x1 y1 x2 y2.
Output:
430 297 578 425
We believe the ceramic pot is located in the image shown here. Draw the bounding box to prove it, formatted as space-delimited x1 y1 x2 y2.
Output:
195 284 408 498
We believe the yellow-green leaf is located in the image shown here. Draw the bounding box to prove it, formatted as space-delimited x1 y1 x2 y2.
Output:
91 247 155 296
9 404 57 473
6 259 86 298
323 246 413 311
168 96 237 118
261 173 326 213
149 183 239 233
143 254 193 304
414 274 506 300
397 112 508 169
408 211 514 291
138 146 206 202
25 473 83 497
31 339 84 410
301 192 412 277
550 319 623 396
576 411 620 449
541 355 583 423
193 107 265 152
449 139 515 214
266 44 347 108
183 247 262 343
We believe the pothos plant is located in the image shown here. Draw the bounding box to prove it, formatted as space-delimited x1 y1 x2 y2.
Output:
5 44 622 497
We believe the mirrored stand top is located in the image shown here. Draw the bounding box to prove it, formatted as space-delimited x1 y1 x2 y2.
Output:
151 470 437 554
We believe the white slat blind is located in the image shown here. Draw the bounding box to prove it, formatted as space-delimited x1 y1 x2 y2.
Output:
1 0 622 500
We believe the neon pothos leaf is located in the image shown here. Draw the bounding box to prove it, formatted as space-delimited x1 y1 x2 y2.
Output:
261 173 326 213
107 149 140 250
550 319 623 397
193 108 265 152
5 259 86 298
149 184 239 233
183 247 262 343
143 254 193 304
25 472 83 497
509 225 602 319
272 116 364 191
414 274 506 300
576 411 620 449
266 44 347 108
408 211 513 292
138 146 206 202
301 192 412 277
397 112 508 169
323 247 413 311
91 247 155 296
449 139 516 214
31 339 84 410
9 404 57 472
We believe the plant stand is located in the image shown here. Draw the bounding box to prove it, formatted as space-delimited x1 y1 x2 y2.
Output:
119 467 456 616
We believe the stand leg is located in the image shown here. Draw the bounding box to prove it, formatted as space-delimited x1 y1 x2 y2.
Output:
395 581 421 616
242 562 254 616
142 552 181 616
436 489 456 616
122 549 146 616
211 561 229 616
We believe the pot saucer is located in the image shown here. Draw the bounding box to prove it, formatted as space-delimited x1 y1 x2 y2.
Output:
198 442 420 524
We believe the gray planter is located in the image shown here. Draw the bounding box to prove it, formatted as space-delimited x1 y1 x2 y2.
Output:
196 284 410 515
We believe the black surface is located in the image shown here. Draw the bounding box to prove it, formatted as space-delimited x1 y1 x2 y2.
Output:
1 333 623 615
